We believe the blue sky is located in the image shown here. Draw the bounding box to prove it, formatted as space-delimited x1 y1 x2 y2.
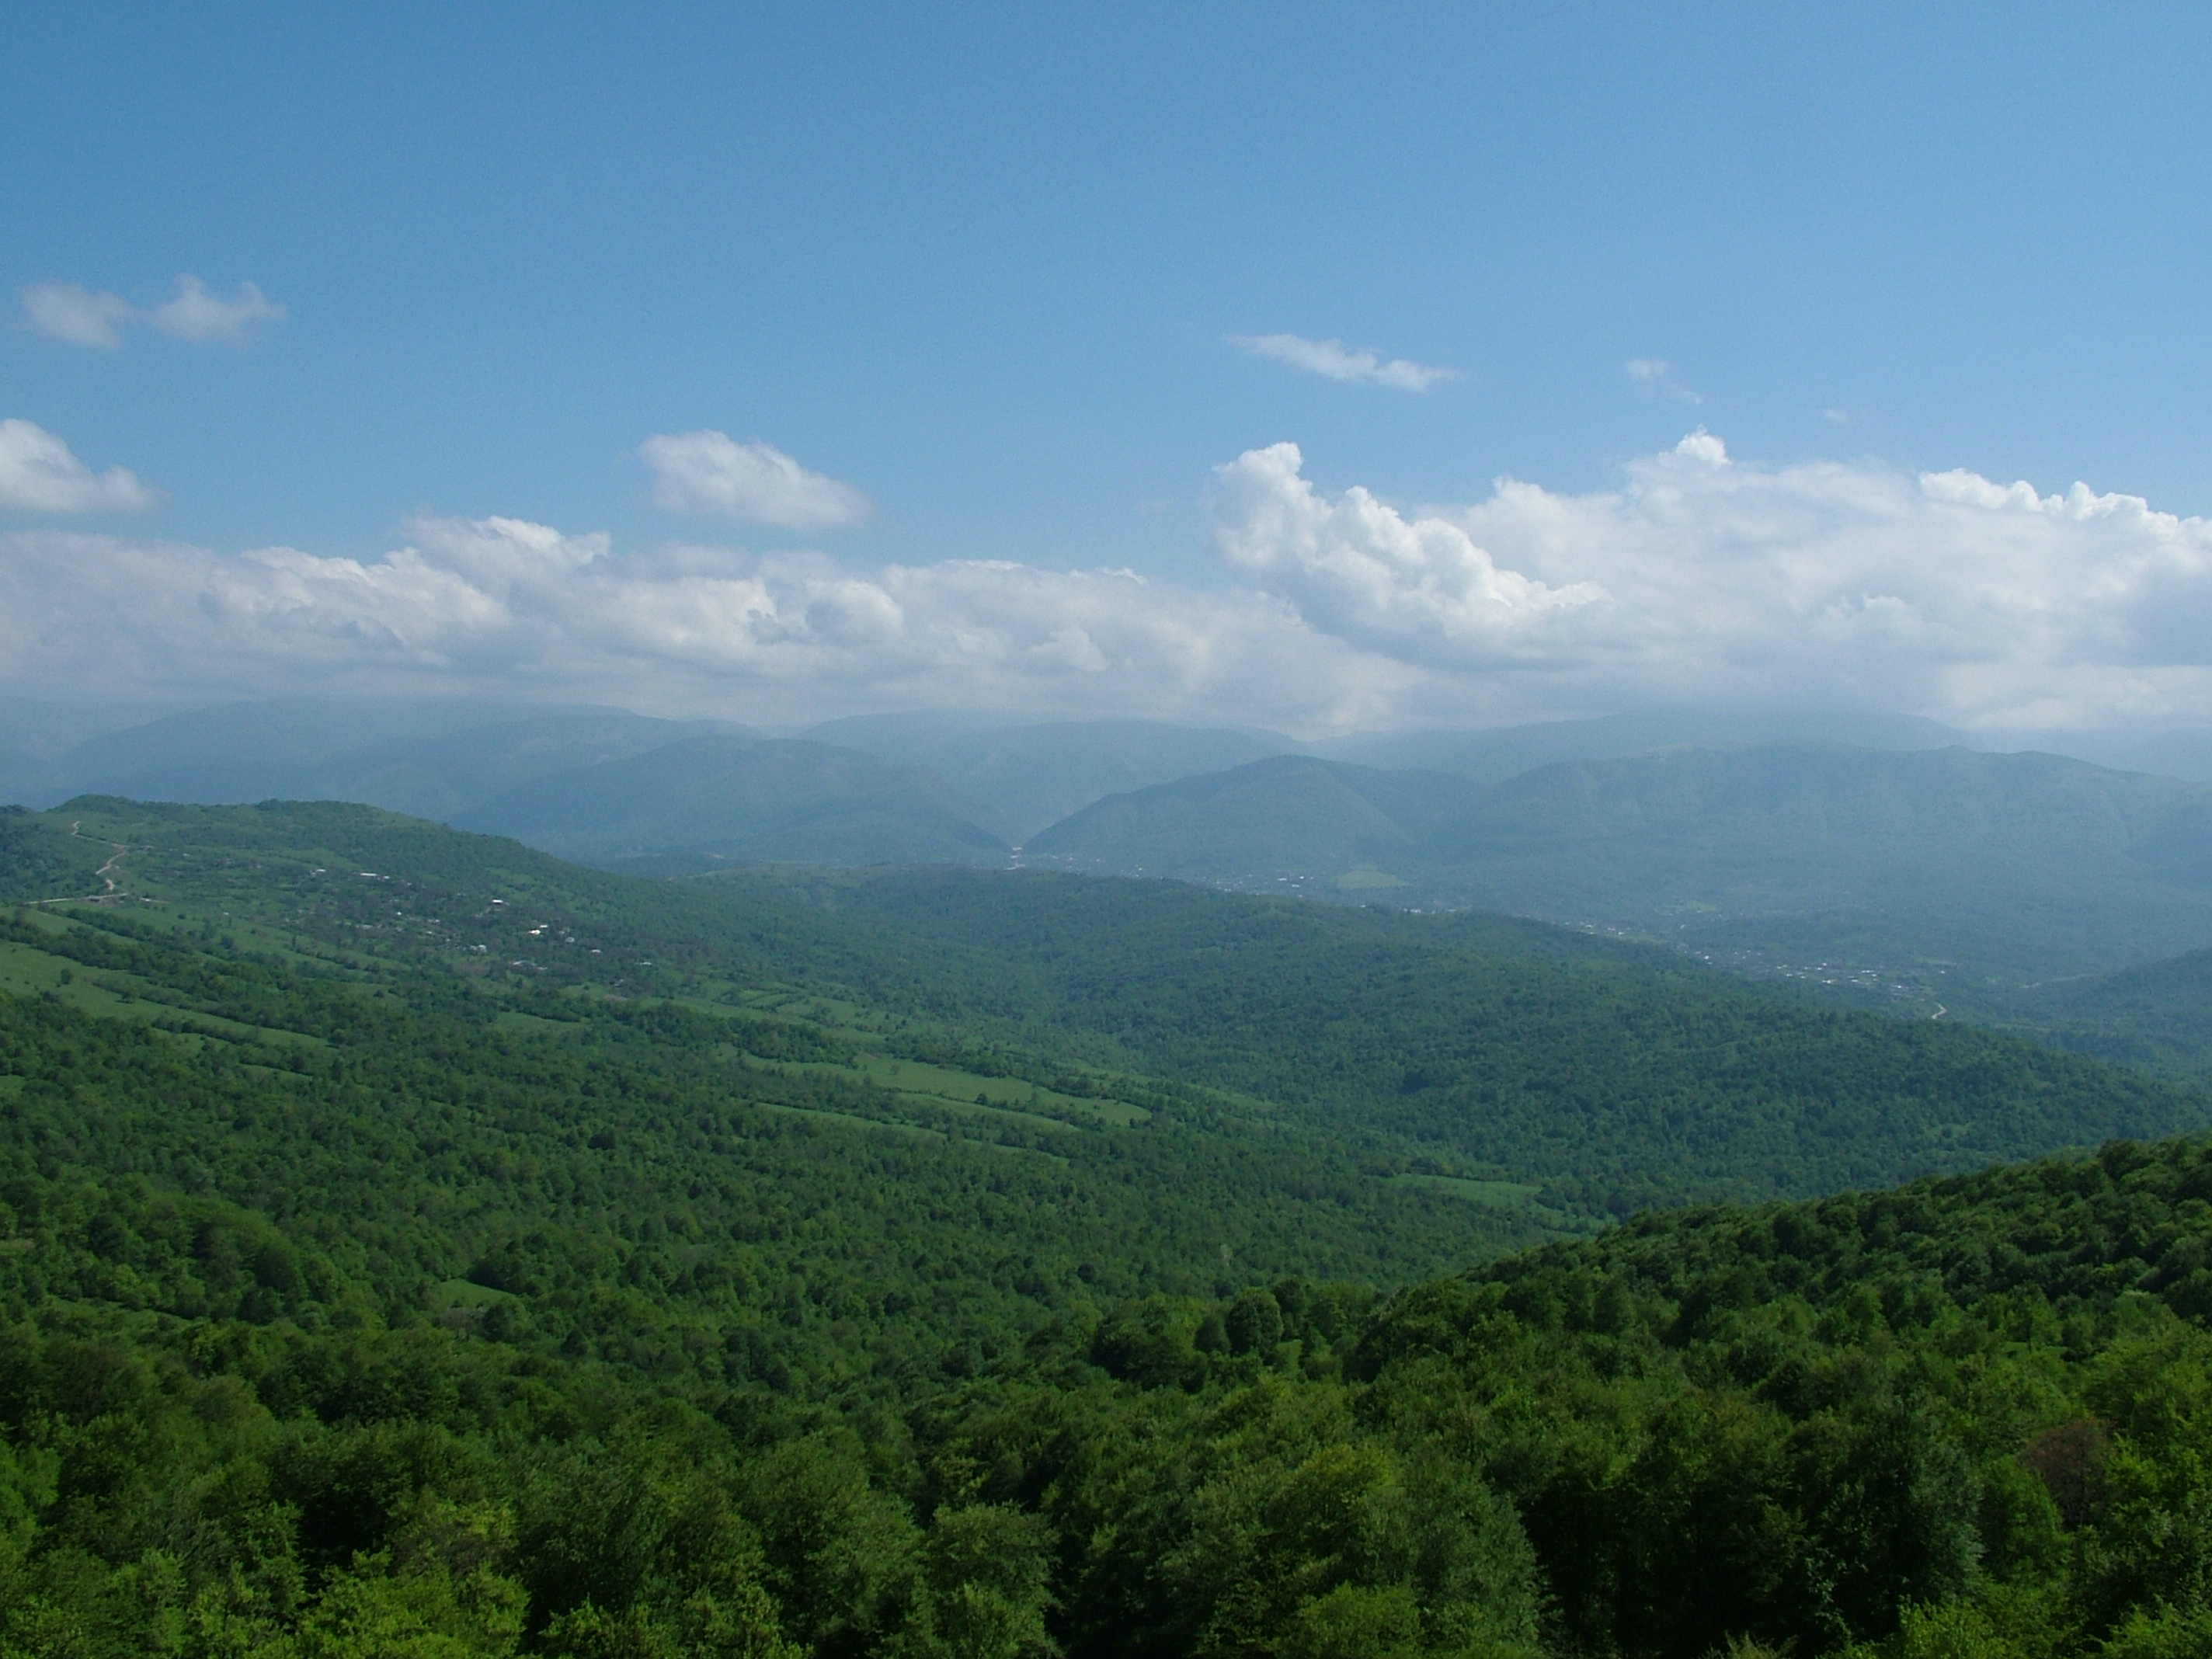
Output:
7 3 2212 733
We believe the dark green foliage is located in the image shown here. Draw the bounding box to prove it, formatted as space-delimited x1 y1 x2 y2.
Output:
718 866 2212 1216
0 808 108 902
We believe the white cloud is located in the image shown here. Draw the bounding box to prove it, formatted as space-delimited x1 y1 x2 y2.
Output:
19 276 284 347
20 283 135 348
0 420 161 514
1209 442 1605 663
0 514 1429 730
1229 333 1452 392
9 433 2212 734
1211 431 2212 729
1626 357 1702 403
641 431 872 530
151 276 286 342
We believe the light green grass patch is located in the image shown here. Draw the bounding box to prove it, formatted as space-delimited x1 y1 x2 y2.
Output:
492 1010 574 1035
0 941 71 996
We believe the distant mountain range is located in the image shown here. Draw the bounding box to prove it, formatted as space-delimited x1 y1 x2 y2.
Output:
800 711 1292 837
1029 743 2212 986
16 698 2212 990
0 698 736 819
454 735 1019 871
0 697 1995 833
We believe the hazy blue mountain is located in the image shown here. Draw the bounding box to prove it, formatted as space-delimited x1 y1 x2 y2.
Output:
1025 755 1474 888
1977 726 2212 782
1309 707 1964 781
270 709 749 821
0 697 172 763
0 746 46 811
1030 742 2212 984
7 698 742 818
456 734 1019 870
47 696 540 782
802 711 1297 836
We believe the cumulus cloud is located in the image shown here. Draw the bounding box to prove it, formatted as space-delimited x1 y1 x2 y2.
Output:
641 431 872 530
8 433 2212 733
19 276 284 347
20 283 135 348
1229 333 1452 392
1212 431 2212 729
1209 443 1605 663
0 420 161 514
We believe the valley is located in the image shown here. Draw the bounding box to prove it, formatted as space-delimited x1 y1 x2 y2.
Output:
9 740 2212 1656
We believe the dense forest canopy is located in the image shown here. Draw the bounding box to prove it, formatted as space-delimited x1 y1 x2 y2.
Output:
4 800 2212 1655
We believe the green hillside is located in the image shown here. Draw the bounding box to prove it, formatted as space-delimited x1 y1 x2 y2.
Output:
8 944 2212 1656
8 799 2212 1654
1971 945 2212 1079
700 864 2212 1217
10 798 2203 1229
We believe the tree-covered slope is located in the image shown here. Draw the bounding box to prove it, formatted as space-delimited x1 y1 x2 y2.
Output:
703 864 2212 1217
9 800 2212 1654
11 798 2207 1229
1984 945 2212 1078
9 1024 2212 1654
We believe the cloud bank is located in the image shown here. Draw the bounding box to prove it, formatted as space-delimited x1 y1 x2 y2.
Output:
5 433 2212 733
1229 334 1453 392
642 431 872 530
0 420 161 514
19 276 286 347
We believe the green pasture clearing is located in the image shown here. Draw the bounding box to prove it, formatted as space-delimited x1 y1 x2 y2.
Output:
492 1009 576 1035
0 935 330 1051
0 939 69 996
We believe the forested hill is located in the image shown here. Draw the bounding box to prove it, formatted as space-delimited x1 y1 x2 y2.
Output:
8 798 2206 1223
8 798 2212 1653
8 1028 2212 1654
